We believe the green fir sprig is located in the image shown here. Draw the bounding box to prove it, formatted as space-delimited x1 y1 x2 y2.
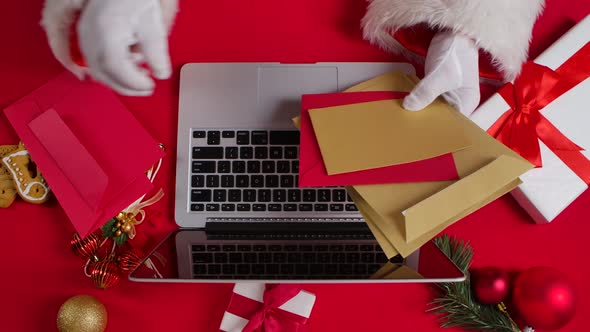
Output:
430 235 520 332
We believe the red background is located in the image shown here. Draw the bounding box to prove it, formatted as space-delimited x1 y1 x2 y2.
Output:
1 1 589 331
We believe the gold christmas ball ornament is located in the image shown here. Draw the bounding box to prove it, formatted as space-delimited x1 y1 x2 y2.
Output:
57 295 107 332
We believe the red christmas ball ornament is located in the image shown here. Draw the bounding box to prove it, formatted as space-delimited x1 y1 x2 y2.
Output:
512 266 576 331
472 266 510 304
118 248 145 273
71 233 100 262
91 258 121 289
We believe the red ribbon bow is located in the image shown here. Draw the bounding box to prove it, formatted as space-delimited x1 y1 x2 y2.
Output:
487 42 590 184
228 284 309 332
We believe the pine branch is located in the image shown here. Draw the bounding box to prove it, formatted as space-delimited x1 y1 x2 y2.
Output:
430 235 520 332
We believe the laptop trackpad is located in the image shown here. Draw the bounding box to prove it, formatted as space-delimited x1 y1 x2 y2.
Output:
258 66 338 127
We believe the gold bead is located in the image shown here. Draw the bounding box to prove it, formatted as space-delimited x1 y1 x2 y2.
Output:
115 222 121 228
122 224 132 233
115 230 122 237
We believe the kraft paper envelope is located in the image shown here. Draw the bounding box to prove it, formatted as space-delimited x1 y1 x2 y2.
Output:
307 93 471 175
341 72 533 257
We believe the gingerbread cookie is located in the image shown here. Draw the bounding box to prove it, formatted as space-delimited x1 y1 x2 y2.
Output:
1 142 50 204
0 145 18 208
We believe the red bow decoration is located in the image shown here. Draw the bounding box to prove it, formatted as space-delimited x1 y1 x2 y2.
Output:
227 284 309 332
487 42 590 184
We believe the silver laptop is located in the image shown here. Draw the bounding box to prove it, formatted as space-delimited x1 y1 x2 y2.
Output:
129 62 465 283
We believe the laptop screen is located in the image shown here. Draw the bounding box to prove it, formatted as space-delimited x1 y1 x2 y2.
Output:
129 229 465 283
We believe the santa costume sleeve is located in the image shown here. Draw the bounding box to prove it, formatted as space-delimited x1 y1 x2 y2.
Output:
362 0 545 81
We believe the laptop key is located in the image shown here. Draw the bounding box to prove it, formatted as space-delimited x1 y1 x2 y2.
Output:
302 253 315 262
251 175 264 188
325 264 338 274
295 264 308 274
237 245 251 251
266 264 280 274
225 147 238 159
193 147 224 159
330 204 344 211
192 245 206 251
240 147 253 159
252 131 269 145
213 190 226 202
237 204 251 211
375 252 389 263
273 253 286 263
192 175 204 187
214 253 228 263
269 245 282 251
253 204 266 211
368 264 381 274
262 160 275 173
253 245 266 251
206 203 220 211
237 264 250 274
229 253 242 263
192 161 215 173
284 204 297 211
314 204 328 211
252 264 265 274
222 245 236 251
270 131 299 145
258 190 271 202
193 264 207 275
269 147 283 159
354 265 367 275
222 204 235 211
292 161 299 173
218 161 231 173
221 175 234 188
310 264 324 274
266 175 279 188
206 175 219 187
236 131 250 145
284 147 298 159
191 204 205 211
288 190 301 202
347 253 360 263
318 189 331 202
236 175 249 187
259 253 272 263
244 190 256 202
361 253 374 263
247 161 261 173
299 204 313 211
345 204 358 212
244 252 258 262
193 253 212 263
272 189 286 202
255 147 268 159
333 189 347 202
222 264 236 275
303 190 316 202
193 130 206 138
280 264 295 275
280 175 294 188
228 190 241 202
268 204 281 211
277 161 290 173
287 253 301 263
222 130 235 138
232 161 246 173
191 190 212 202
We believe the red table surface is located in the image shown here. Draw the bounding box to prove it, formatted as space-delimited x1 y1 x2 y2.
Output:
1 1 589 331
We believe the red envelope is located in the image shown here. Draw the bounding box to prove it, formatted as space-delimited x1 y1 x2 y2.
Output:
3 72 165 237
299 91 459 187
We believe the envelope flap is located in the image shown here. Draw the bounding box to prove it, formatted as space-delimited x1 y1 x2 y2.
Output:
402 155 534 242
28 108 108 210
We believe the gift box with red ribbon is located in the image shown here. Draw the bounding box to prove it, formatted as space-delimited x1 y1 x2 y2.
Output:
470 15 590 224
219 283 316 332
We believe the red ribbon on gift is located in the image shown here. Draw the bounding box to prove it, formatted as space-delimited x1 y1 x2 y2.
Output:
487 42 590 184
226 284 309 332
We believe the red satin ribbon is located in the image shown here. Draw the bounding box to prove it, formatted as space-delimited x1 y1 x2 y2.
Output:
487 42 590 184
226 284 309 332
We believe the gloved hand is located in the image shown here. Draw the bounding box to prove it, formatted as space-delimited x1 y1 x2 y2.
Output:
402 31 480 116
42 0 174 96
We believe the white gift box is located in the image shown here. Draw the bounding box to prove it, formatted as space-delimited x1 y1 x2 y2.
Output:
470 15 590 224
219 283 316 332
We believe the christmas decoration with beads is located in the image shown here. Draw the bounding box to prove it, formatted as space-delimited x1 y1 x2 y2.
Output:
431 235 576 332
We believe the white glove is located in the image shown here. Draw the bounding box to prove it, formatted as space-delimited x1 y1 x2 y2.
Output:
403 31 480 116
42 0 173 96
78 0 171 96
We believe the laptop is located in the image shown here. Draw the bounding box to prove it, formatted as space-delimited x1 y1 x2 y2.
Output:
129 62 465 283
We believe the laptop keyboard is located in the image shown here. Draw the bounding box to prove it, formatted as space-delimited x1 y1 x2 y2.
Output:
191 241 401 279
190 129 359 213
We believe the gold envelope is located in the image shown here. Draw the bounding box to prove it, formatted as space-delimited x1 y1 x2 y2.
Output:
341 72 533 258
308 99 471 175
